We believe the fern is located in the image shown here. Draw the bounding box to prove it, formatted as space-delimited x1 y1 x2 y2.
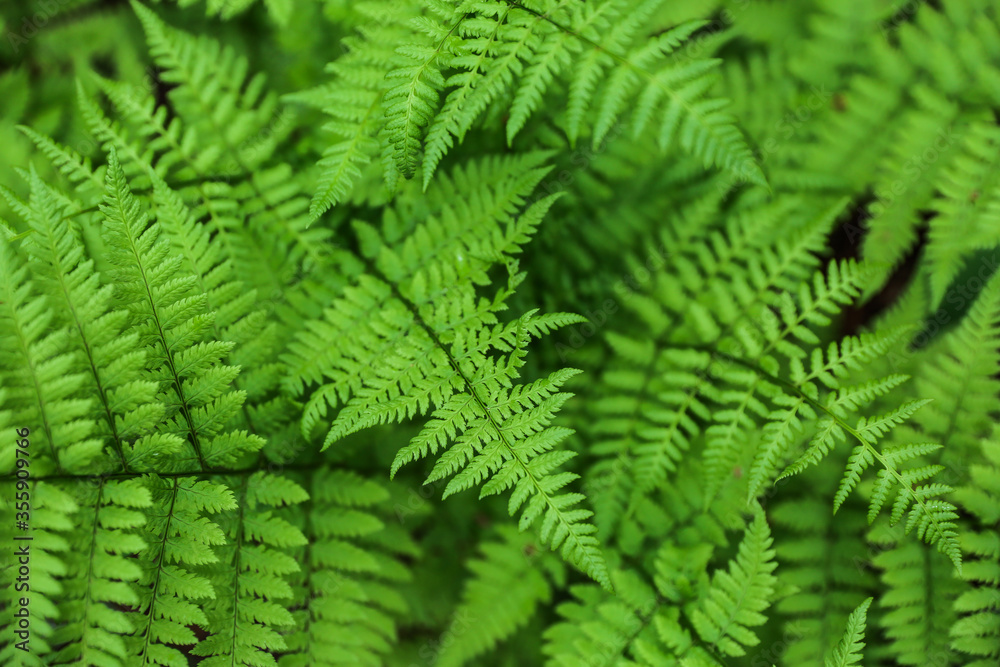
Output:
100 148 264 472
300 0 764 216
49 478 150 665
0 224 102 475
770 486 877 665
5 167 177 475
951 432 1000 666
280 468 411 667
1 0 999 664
192 472 307 666
687 510 780 658
435 525 561 667
925 121 1000 308
129 475 235 666
870 531 963 665
543 507 779 664
823 596 872 667
286 151 609 587
0 481 78 664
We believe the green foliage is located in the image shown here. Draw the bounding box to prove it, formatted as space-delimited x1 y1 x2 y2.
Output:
543 506 779 664
435 525 562 667
950 432 1000 666
824 597 872 667
0 1 998 665
298 0 764 217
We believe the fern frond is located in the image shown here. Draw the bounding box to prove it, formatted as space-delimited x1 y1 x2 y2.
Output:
285 150 553 399
287 153 608 587
859 87 965 292
100 149 264 471
50 479 150 666
128 475 236 666
744 323 903 500
823 596 872 667
777 373 911 482
382 3 456 181
436 525 562 667
89 5 330 297
281 467 411 667
830 400 962 568
543 506 777 664
2 1 999 663
910 267 1000 459
321 0 763 197
160 0 291 24
585 195 841 525
193 472 307 667
542 569 659 666
288 2 423 214
926 122 1000 308
870 533 962 665
302 76 383 217
16 125 105 199
0 232 100 475
9 167 178 474
772 490 877 665
688 510 779 657
131 1 281 160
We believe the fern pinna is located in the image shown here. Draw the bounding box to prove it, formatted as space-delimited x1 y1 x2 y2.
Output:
1 1 999 666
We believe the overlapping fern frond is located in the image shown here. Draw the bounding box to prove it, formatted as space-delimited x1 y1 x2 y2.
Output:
2 0 999 665
544 507 779 665
281 468 413 667
101 148 264 472
286 151 609 587
575 183 963 564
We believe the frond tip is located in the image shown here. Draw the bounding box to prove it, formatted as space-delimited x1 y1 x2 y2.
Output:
833 404 963 570
824 597 873 667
